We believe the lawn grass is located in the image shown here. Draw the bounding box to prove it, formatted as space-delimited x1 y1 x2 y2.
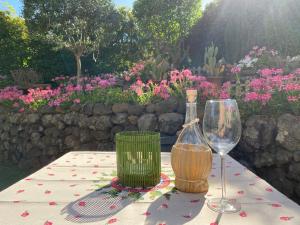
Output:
0 163 32 191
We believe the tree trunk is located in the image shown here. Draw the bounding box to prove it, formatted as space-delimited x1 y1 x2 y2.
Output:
75 54 82 84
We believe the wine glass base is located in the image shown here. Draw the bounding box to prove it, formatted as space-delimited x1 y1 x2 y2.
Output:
207 198 241 213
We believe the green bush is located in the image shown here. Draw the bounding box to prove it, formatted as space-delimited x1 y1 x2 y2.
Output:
0 11 29 75
28 36 76 83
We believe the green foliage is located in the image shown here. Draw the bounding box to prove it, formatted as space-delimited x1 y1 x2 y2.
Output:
28 35 75 82
71 88 137 105
0 76 13 88
83 8 143 74
0 163 32 191
0 10 29 75
133 0 202 64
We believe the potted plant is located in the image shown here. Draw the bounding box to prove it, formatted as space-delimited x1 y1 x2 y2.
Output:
203 43 225 88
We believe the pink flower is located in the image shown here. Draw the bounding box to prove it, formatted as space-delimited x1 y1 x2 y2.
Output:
222 81 231 89
0 86 23 101
136 88 143 96
182 69 192 78
259 68 273 77
188 75 206 82
259 93 272 105
153 81 170 100
285 83 300 91
73 98 81 104
287 96 298 102
220 91 230 99
136 79 144 87
124 75 131 81
244 92 259 102
231 66 241 74
295 68 300 74
130 80 145 96
250 78 267 91
129 62 145 76
85 84 94 91
259 68 283 77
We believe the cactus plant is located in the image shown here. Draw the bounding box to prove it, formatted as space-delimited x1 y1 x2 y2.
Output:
203 43 224 77
145 55 170 81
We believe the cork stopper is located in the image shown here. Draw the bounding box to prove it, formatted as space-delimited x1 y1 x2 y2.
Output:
186 89 197 103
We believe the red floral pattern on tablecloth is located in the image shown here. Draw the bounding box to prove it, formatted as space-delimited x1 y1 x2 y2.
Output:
21 211 29 217
142 211 151 216
280 216 294 221
106 218 117 224
239 211 247 217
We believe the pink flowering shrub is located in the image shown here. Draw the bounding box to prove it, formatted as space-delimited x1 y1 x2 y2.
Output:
121 61 145 82
230 46 285 82
241 67 300 115
129 69 219 104
0 86 23 101
0 75 117 111
169 69 218 100
219 82 231 99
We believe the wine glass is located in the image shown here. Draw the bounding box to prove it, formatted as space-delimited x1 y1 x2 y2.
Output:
203 99 242 213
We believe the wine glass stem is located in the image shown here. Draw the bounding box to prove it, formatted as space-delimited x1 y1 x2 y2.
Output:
221 155 226 200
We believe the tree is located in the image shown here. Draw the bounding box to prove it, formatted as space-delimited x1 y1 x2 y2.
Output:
23 0 119 81
83 7 144 74
133 0 202 66
0 9 29 75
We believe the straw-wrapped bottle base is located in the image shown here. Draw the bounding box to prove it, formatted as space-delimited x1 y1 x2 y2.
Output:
175 177 209 193
171 143 212 193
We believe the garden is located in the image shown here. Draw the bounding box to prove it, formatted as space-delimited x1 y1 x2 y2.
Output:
0 0 300 221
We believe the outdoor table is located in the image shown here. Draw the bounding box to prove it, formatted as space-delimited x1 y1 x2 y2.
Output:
0 151 299 225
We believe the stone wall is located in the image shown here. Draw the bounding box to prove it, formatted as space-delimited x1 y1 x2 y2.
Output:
233 113 300 203
0 97 185 170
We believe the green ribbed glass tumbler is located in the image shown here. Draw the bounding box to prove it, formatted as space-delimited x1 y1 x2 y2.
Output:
116 131 161 188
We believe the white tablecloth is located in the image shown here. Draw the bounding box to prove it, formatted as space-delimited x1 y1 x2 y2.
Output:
0 151 299 225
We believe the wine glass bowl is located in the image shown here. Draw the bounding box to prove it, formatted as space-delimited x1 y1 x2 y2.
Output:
203 99 242 213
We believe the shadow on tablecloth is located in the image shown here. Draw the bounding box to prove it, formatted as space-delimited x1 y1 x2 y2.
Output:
145 190 206 225
61 184 146 223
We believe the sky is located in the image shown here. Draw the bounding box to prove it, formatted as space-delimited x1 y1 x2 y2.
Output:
1 0 212 16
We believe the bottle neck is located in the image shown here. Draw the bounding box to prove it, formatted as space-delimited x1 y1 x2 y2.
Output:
185 103 197 124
